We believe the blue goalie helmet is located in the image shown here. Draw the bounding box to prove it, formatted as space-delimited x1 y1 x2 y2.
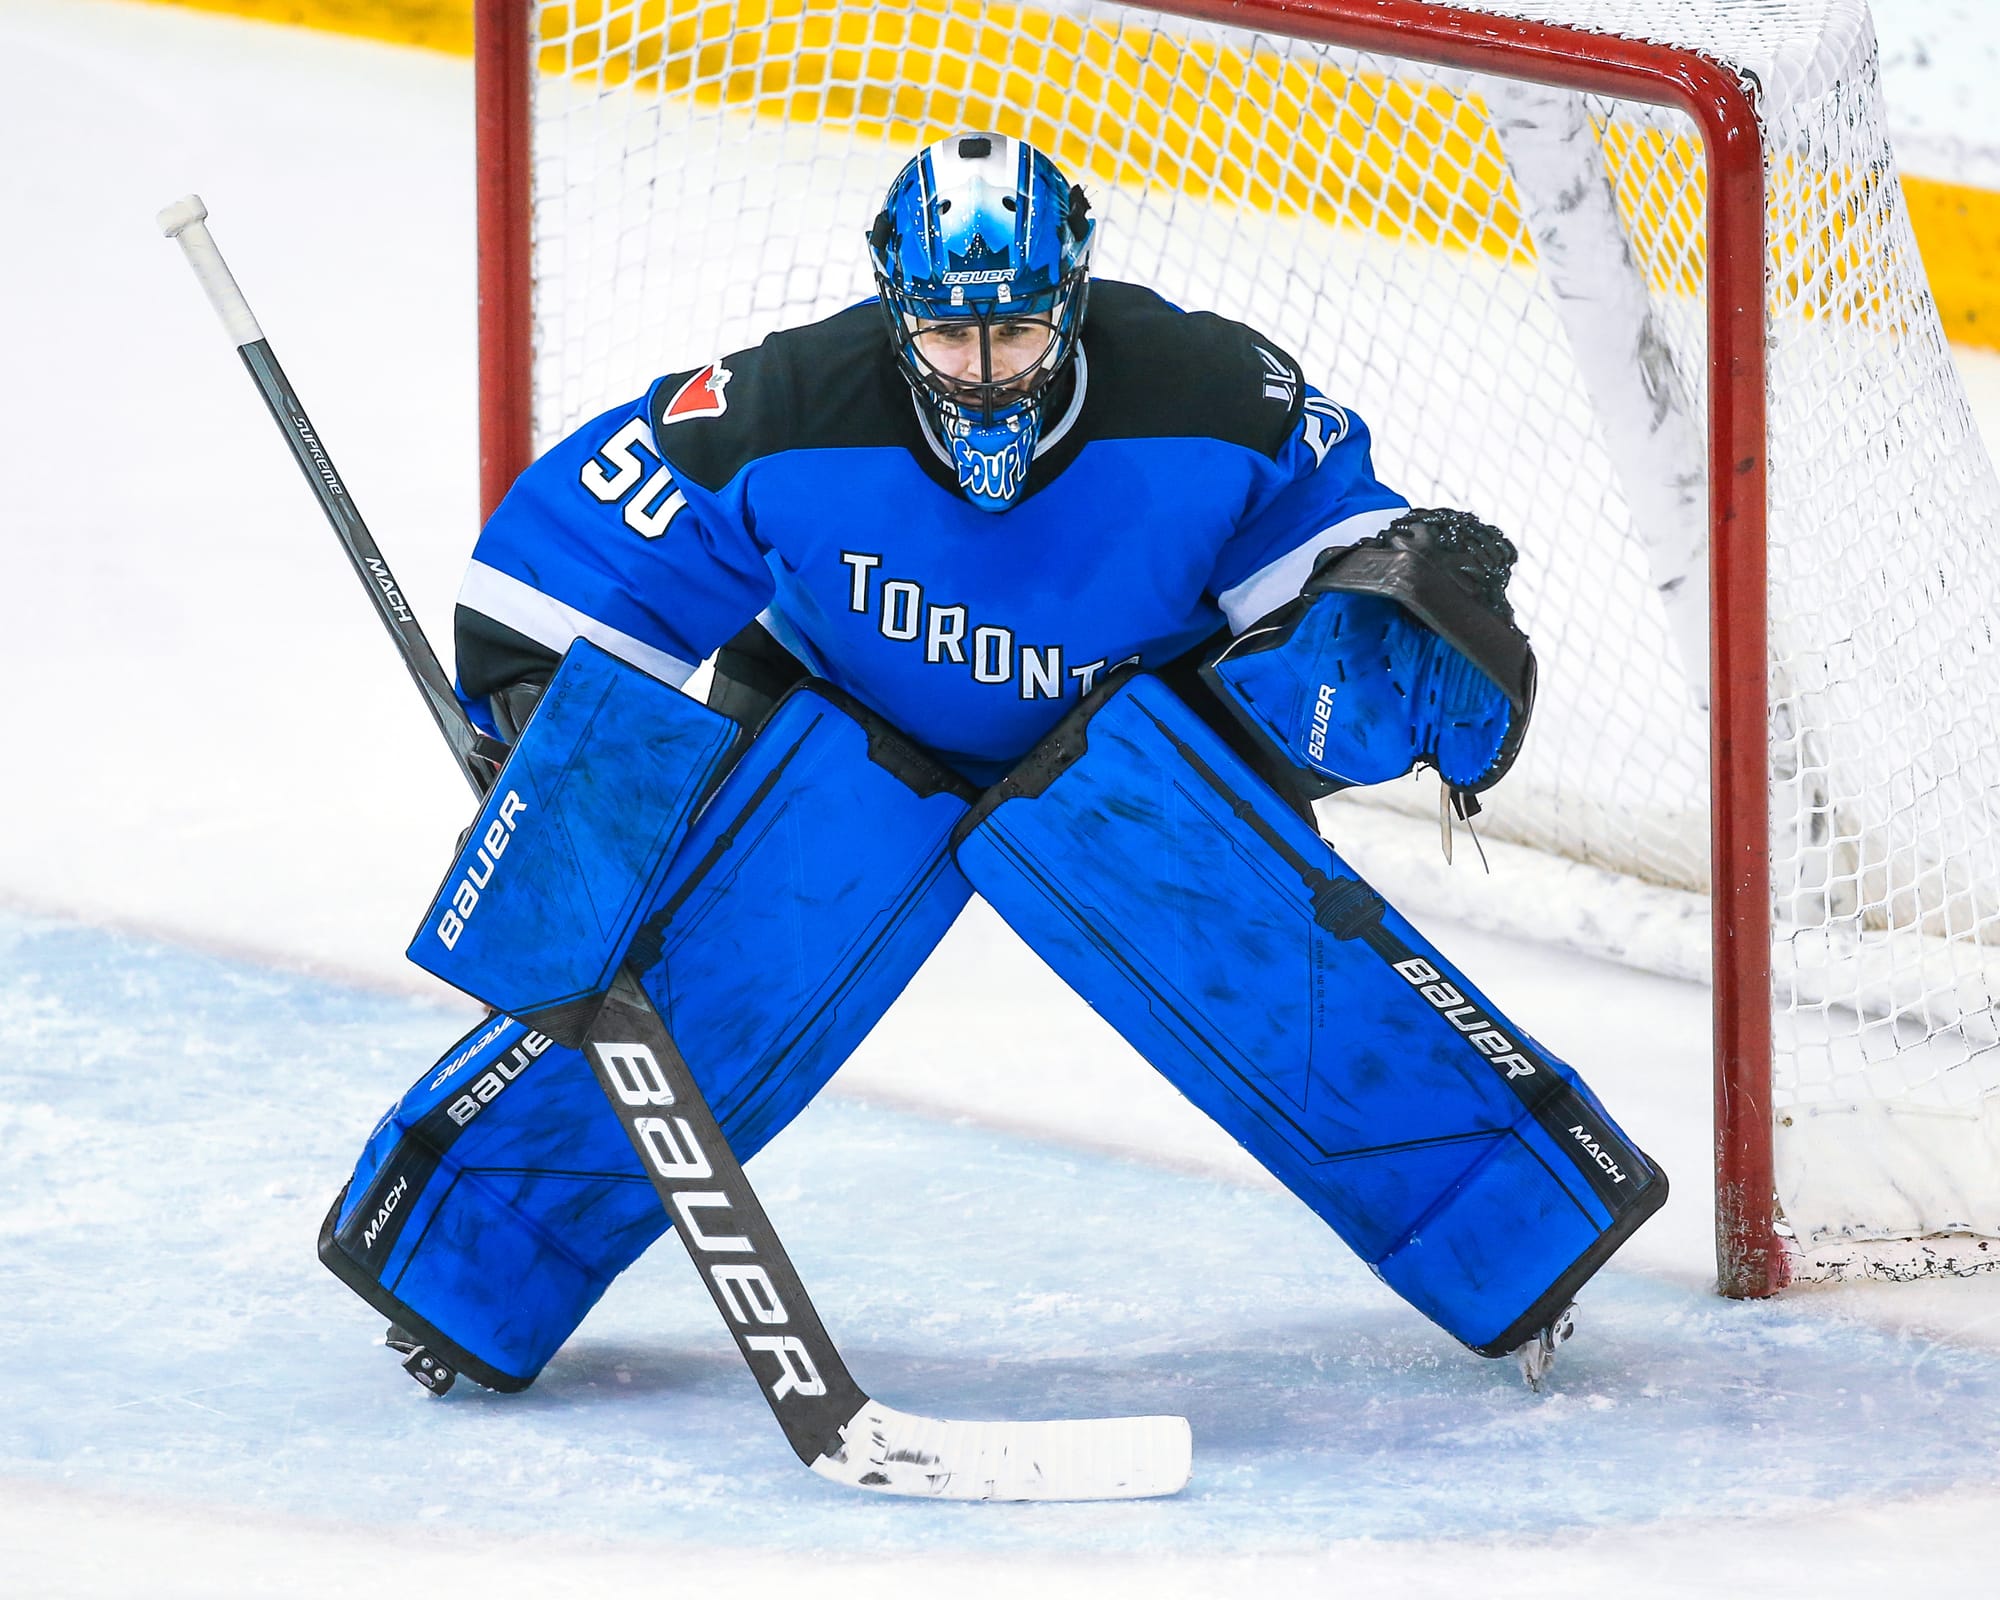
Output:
867 132 1095 512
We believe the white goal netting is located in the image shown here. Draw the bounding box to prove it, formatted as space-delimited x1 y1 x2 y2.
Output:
520 0 2000 1272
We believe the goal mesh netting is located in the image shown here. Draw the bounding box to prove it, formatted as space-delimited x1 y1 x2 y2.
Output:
508 0 2000 1278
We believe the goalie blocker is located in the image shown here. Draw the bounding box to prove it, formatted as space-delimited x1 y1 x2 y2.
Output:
954 670 1663 1356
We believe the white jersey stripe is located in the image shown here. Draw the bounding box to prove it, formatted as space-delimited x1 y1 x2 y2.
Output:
1216 504 1405 633
457 559 699 689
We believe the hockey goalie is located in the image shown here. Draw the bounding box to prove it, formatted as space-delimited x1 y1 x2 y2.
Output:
318 131 1667 1418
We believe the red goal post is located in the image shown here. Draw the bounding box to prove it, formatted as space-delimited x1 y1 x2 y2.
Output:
469 0 1789 1297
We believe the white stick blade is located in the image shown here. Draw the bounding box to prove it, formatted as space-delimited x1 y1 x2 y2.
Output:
810 1401 1192 1501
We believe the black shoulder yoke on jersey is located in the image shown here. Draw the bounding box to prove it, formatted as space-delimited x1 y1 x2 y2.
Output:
1068 280 1307 463
647 302 924 492
645 282 1310 505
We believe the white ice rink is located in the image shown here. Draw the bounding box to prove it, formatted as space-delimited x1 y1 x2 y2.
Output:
8 1 2000 1594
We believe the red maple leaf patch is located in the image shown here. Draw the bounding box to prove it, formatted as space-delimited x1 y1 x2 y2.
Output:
660 361 731 425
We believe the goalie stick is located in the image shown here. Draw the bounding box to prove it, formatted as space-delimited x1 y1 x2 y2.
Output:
158 194 1192 1501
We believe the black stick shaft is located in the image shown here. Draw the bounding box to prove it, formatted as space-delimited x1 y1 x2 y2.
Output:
584 972 868 1464
236 337 508 799
164 203 866 1465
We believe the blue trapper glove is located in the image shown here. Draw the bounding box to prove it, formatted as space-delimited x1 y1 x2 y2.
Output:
1206 509 1536 793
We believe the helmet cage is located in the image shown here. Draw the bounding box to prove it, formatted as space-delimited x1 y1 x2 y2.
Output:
878 274 1088 430
867 133 1095 502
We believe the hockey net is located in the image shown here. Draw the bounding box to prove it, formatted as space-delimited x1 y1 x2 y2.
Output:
479 0 2000 1289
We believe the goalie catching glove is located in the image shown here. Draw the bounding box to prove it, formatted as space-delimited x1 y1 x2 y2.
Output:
1207 508 1536 794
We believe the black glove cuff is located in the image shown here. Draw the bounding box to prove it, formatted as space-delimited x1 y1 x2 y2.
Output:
1306 508 1536 721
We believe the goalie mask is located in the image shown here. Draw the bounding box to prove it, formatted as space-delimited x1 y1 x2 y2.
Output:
868 132 1095 513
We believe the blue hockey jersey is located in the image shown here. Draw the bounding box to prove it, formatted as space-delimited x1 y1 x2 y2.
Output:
455 281 1406 779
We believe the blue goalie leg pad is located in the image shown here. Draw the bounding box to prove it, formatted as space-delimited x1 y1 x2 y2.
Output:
319 1016 628 1391
323 682 977 1387
405 639 742 1039
624 683 978 1157
952 673 1665 1356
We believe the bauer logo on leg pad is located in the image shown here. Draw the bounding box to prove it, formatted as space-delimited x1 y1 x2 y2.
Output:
445 1029 553 1127
1385 950 1642 1196
1392 956 1537 1081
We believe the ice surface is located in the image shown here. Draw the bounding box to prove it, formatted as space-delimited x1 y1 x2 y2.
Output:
8 0 2000 1593
10 908 2000 1566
